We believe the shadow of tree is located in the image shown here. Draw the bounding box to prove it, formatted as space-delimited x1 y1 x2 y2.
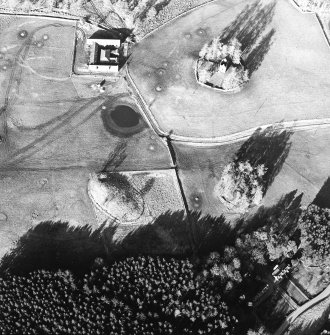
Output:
154 0 171 14
312 177 330 209
235 125 293 195
256 286 294 332
240 190 303 236
0 188 304 277
0 222 117 276
245 28 276 77
115 211 234 257
89 29 122 40
220 0 277 77
102 142 128 172
0 211 235 276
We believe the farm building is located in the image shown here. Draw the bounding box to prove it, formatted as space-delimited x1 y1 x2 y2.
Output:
87 38 121 73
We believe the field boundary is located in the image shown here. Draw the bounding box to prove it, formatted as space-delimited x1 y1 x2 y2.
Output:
139 0 218 41
126 63 330 146
125 65 167 137
316 14 330 48
0 8 80 21
139 0 247 41
288 0 330 48
274 284 330 335
289 0 330 15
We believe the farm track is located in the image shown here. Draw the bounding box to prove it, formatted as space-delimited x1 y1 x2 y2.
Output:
2 96 105 167
274 283 330 335
11 97 91 132
1 22 75 150
125 65 330 147
0 21 118 167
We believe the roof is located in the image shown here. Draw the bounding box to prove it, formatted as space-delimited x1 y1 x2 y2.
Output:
87 38 121 48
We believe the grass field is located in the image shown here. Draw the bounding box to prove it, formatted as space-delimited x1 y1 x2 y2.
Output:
286 296 330 335
173 127 330 220
262 128 330 208
0 15 175 261
0 168 97 260
129 0 330 138
4 94 172 171
173 141 241 218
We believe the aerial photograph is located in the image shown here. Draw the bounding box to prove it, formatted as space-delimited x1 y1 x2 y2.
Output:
0 0 329 334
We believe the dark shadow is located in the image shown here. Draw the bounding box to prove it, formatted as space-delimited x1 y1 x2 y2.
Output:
116 211 234 257
102 142 128 172
220 0 276 77
0 221 117 276
0 211 235 276
234 125 293 195
89 29 121 40
312 177 330 209
89 27 132 43
245 28 276 77
189 211 236 255
154 0 171 14
256 287 293 332
113 27 134 42
240 190 303 237
220 0 276 51
134 0 158 21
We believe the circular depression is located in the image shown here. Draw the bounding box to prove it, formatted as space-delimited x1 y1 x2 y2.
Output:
101 103 146 137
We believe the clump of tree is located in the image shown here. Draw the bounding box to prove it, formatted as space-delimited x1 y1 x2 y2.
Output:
196 37 249 90
295 0 330 13
202 248 243 295
215 161 266 213
0 256 241 335
299 204 330 270
215 126 292 213
236 191 302 269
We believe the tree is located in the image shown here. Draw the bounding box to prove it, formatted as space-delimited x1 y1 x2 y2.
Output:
236 232 268 267
0 256 241 335
299 204 330 269
236 191 302 266
197 37 249 90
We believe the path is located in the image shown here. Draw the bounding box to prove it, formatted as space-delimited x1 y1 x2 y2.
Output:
126 65 330 147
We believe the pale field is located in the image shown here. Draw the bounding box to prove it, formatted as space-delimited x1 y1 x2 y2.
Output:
89 170 186 240
0 168 97 259
173 141 241 218
173 128 330 219
262 128 330 208
129 0 330 138
4 94 172 171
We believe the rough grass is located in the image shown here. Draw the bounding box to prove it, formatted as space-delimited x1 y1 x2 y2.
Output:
286 297 330 335
129 0 330 138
